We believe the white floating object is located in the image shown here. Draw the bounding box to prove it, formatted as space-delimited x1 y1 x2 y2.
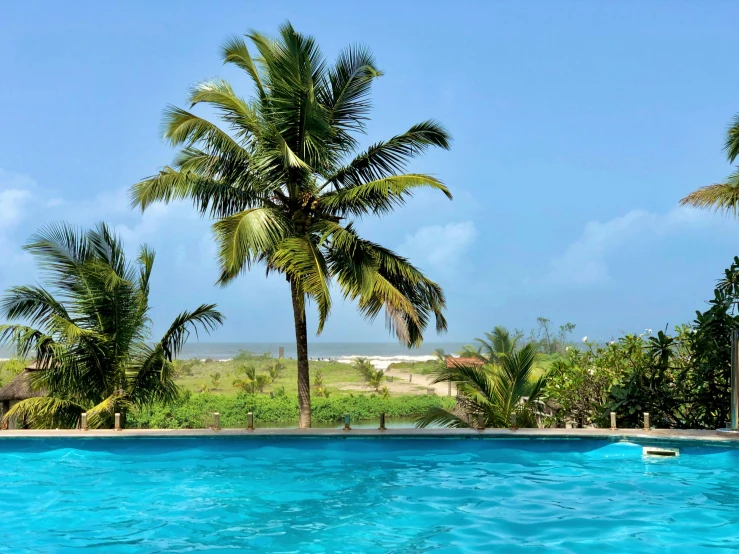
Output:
643 446 679 458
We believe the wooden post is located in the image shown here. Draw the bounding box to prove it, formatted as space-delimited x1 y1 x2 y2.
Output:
343 413 351 431
643 412 650 431
610 412 617 430
379 413 386 431
409 373 412 383
732 330 739 430
114 413 121 431
213 412 220 431
510 413 517 430
247 412 254 431
476 413 485 431
81 412 88 431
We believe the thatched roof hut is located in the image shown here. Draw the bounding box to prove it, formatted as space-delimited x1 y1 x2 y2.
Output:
0 361 47 403
445 356 485 369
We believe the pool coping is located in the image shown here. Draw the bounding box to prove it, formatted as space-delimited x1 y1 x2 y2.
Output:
0 427 737 443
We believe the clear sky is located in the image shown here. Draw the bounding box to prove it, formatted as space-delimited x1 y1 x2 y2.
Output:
2 1 739 344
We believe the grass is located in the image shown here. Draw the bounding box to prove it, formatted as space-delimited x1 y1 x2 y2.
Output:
0 358 28 387
173 353 365 397
387 360 440 375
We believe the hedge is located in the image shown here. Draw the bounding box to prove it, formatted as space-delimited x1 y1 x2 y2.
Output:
129 393 456 429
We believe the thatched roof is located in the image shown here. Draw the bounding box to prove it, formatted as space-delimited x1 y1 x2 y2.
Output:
0 363 47 402
446 356 485 369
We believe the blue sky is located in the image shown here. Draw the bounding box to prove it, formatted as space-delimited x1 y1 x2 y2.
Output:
2 1 739 344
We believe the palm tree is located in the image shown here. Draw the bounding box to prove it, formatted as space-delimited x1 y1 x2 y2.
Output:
366 368 386 391
681 114 739 213
475 325 521 363
233 364 270 393
0 223 223 428
415 343 546 428
130 23 451 428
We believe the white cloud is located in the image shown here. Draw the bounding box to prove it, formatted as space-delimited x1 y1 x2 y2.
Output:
399 221 478 270
0 170 35 229
543 206 732 286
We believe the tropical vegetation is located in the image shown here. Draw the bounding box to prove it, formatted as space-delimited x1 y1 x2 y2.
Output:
0 223 223 428
129 23 452 427
416 343 547 428
130 392 455 429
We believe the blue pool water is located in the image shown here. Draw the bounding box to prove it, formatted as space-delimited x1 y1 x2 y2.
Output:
1 437 739 553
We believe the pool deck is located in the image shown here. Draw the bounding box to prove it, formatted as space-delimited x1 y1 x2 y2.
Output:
1 427 738 443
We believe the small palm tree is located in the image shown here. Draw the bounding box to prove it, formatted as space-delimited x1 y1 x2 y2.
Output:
268 360 285 382
415 343 546 428
366 368 385 391
0 223 223 428
233 364 270 393
353 357 374 380
475 326 521 363
681 114 739 213
130 23 451 427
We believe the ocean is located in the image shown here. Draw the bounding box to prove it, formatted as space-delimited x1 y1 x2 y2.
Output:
0 342 469 362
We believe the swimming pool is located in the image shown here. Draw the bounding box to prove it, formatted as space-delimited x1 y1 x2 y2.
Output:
1 436 738 552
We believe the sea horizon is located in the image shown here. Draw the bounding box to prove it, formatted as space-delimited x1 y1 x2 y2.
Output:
0 341 471 362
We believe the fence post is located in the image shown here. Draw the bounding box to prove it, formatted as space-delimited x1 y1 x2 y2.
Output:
476 413 485 431
114 413 121 431
343 413 351 431
510 413 517 431
409 373 412 383
379 413 386 431
247 412 254 431
643 412 650 431
610 412 617 430
213 412 220 431
732 330 739 430
81 412 88 431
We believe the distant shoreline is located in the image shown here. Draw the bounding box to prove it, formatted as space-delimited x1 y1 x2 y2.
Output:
0 341 468 363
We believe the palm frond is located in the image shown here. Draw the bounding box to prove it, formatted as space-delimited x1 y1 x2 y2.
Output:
86 391 131 429
323 121 451 190
188 79 260 139
213 207 292 282
725 113 739 163
269 238 332 333
157 304 224 361
680 171 739 216
3 397 85 429
415 407 470 429
320 174 451 217
222 35 265 98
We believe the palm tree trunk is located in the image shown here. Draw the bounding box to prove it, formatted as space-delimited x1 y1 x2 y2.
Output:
290 279 311 428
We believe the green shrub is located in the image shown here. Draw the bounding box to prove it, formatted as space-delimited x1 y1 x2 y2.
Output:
128 393 455 428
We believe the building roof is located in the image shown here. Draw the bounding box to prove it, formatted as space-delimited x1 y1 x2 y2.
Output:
446 356 486 368
0 363 47 402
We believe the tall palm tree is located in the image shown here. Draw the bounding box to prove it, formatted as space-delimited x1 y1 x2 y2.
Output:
0 223 223 429
681 114 739 212
416 343 546 428
130 23 451 427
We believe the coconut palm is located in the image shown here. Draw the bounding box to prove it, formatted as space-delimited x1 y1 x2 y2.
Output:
475 325 521 363
681 114 739 213
415 343 546 428
131 23 452 427
0 223 223 429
